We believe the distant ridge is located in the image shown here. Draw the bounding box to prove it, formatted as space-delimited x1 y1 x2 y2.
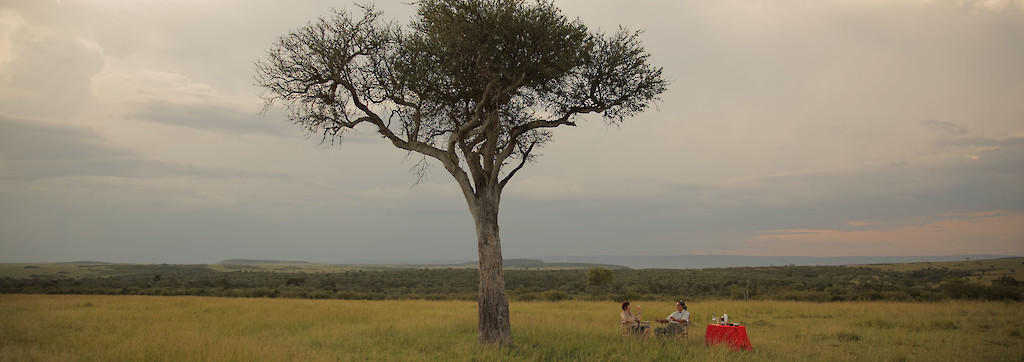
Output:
214 255 1020 269
53 261 113 265
538 254 1020 270
219 259 311 265
461 258 627 269
216 258 626 269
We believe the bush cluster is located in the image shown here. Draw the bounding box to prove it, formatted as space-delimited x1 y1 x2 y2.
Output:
2 263 1020 302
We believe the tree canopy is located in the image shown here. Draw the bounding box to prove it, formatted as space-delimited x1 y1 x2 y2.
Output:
256 0 666 196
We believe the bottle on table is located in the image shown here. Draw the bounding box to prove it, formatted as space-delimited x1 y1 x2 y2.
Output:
712 313 717 324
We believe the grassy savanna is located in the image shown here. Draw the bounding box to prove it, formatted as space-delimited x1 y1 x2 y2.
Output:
860 258 1024 284
0 263 413 277
0 258 612 279
0 263 117 279
2 295 1022 361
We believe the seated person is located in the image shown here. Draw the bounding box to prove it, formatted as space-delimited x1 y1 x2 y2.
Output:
655 300 690 336
620 301 651 337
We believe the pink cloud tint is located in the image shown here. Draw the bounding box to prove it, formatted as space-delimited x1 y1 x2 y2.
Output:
733 212 1024 257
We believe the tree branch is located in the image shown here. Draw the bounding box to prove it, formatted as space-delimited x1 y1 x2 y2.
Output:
499 141 535 190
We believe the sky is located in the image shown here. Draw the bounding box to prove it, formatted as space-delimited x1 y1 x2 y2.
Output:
1 0 1022 264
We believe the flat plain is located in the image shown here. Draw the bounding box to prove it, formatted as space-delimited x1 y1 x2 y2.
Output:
2 295 1021 361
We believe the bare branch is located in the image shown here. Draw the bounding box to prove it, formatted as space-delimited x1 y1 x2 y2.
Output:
499 141 535 190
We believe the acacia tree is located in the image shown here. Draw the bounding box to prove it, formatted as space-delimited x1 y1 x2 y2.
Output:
586 266 615 290
256 0 666 345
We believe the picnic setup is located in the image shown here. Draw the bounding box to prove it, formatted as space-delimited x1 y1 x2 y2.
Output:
705 315 753 350
620 301 753 351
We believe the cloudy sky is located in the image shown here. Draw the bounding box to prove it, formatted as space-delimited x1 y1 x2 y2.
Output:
1 0 1021 264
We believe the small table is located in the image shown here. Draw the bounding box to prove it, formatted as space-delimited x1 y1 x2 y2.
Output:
705 324 753 350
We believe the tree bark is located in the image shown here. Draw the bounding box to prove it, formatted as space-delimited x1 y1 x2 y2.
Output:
470 190 512 346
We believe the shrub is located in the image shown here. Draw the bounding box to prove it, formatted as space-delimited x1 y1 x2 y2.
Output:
542 290 569 302
515 293 540 302
247 288 278 298
585 267 614 288
834 332 862 342
993 276 1022 287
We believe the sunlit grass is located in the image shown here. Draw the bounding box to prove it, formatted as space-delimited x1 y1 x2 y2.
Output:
2 295 1022 361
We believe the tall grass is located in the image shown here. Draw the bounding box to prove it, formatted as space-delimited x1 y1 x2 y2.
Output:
2 295 1021 361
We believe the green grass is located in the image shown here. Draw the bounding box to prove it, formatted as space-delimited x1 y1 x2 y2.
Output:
0 263 115 279
2 295 1022 361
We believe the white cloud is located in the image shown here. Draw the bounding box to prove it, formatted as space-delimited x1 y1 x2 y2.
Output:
0 8 25 64
91 70 289 136
0 22 105 118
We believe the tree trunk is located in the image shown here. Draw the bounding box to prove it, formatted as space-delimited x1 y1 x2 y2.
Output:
471 191 512 346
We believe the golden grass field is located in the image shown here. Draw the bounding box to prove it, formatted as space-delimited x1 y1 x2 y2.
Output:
2 295 1021 361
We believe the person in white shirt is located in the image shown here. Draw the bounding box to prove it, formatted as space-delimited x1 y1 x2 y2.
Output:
656 300 690 336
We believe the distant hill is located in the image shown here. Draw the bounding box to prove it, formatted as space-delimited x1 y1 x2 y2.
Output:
460 258 627 270
203 255 1021 270
214 258 625 270
53 261 113 265
219 259 311 265
537 254 1020 270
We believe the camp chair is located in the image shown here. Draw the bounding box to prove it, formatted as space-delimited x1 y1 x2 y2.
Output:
655 321 689 340
621 320 651 336
671 321 689 339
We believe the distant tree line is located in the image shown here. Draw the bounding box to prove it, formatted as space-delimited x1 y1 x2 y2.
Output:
2 264 1021 302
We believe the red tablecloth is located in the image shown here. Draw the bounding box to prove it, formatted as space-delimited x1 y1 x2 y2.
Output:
705 324 753 350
